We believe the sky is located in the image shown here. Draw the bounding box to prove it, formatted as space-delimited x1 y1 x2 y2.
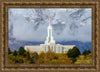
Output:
8 8 92 43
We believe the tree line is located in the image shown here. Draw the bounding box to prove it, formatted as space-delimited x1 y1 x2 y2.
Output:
8 46 91 64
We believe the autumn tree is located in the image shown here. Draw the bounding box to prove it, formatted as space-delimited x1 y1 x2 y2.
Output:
75 53 92 64
32 52 38 58
36 51 45 64
26 51 30 60
30 52 38 64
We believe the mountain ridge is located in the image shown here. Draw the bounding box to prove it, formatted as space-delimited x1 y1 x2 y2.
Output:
9 41 91 54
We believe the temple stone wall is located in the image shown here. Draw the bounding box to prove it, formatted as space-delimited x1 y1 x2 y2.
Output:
24 44 75 54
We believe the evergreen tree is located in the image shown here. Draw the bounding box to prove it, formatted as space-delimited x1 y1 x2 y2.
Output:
18 47 25 56
67 46 81 58
8 48 11 54
67 46 81 63
83 50 91 56
13 50 17 56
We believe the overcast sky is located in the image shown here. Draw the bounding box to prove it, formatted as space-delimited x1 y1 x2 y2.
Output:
8 8 92 43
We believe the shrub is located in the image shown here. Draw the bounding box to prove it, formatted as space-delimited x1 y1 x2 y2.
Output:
18 58 24 63
75 53 92 64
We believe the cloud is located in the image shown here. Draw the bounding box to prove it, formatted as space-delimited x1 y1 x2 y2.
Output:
8 8 92 42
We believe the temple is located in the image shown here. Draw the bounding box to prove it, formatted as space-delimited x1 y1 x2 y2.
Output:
45 16 55 45
25 16 75 54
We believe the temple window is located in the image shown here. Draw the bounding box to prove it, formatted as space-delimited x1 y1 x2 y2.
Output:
45 46 46 52
58 47 60 53
51 46 53 51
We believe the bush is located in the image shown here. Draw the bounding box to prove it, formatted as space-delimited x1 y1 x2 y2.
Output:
83 50 91 56
18 47 26 56
18 58 24 63
75 53 92 64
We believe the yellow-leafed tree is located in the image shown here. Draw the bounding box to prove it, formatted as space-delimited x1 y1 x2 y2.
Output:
75 53 92 64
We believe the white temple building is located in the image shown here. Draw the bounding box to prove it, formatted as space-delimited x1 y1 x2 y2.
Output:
25 16 75 54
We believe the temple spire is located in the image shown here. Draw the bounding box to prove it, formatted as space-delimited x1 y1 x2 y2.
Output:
45 15 55 45
49 15 51 26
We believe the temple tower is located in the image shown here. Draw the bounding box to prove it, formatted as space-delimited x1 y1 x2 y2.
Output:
45 16 55 45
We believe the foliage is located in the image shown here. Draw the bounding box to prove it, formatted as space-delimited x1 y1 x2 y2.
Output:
8 47 91 64
75 53 92 64
67 46 81 58
8 54 24 64
13 50 17 56
36 51 72 64
26 51 30 60
82 50 91 56
8 48 11 54
24 52 27 57
30 52 38 64
67 47 81 63
71 58 76 63
18 47 26 56
33 52 38 57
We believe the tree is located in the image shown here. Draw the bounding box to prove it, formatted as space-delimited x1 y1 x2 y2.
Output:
45 50 55 61
30 57 36 64
36 51 45 64
13 50 17 56
32 52 38 58
26 52 30 60
67 47 81 63
30 52 38 64
24 52 27 57
18 47 25 56
83 50 91 56
8 48 11 54
67 47 81 58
